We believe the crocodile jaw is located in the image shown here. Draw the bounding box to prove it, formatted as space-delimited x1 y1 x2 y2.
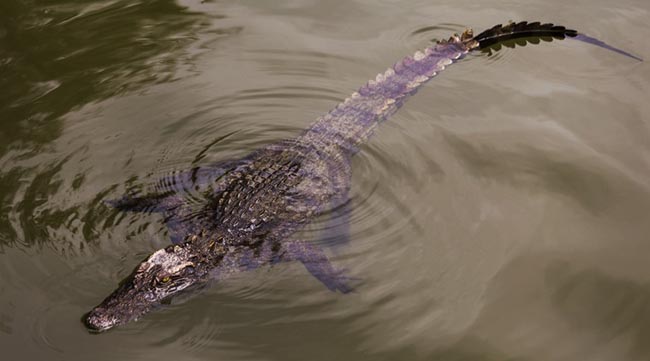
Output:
85 243 210 332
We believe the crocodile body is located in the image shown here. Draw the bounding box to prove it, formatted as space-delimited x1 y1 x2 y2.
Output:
84 22 640 332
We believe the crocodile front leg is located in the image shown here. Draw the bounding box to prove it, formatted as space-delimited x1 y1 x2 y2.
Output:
279 240 353 293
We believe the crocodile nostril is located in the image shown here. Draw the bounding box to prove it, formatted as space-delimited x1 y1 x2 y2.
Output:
83 309 116 333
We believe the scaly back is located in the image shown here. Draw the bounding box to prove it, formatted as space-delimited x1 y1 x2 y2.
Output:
300 30 476 155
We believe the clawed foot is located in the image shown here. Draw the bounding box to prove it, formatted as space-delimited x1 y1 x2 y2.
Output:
304 264 355 293
280 239 358 293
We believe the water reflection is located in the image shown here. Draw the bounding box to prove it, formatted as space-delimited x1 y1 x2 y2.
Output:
0 0 237 248
0 0 223 155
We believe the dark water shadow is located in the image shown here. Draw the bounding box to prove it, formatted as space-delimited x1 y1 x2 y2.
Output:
471 252 650 361
545 261 650 360
0 0 231 157
0 0 242 248
442 131 612 214
0 154 122 250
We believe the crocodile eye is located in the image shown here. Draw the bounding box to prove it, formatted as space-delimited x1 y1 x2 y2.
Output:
161 276 171 283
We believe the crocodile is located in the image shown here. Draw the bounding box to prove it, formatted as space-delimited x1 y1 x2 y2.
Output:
84 21 641 332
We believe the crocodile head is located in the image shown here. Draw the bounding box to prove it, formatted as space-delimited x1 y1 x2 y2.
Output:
85 243 209 332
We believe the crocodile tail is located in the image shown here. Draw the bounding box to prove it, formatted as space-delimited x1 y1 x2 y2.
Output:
571 33 642 61
473 21 642 61
474 21 577 49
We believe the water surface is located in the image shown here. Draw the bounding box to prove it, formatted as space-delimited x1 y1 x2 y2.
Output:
1 0 649 360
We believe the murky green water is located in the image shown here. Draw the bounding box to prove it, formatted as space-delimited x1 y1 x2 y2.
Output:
1 0 649 360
